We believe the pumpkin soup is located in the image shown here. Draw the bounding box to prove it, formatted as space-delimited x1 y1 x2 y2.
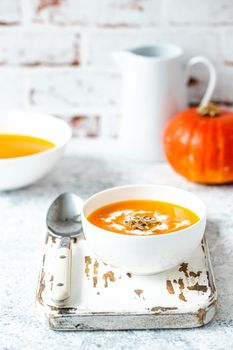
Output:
87 200 199 235
0 134 55 158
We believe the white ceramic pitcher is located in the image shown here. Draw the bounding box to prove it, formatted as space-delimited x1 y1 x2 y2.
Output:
113 44 216 162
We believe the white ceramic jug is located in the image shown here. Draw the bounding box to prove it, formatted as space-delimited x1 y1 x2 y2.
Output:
113 44 216 162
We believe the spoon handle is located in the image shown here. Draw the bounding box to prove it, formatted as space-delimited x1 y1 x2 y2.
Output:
52 237 71 304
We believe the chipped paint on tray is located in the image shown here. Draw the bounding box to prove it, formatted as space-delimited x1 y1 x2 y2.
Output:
179 263 189 278
103 271 116 288
187 283 208 292
35 235 217 330
189 271 202 278
85 256 92 278
151 306 178 313
134 289 143 298
166 280 175 294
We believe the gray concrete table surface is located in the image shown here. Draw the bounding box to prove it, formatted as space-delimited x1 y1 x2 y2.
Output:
1 142 233 350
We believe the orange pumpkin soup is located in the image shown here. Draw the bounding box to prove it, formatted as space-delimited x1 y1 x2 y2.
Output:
0 134 55 158
87 200 199 236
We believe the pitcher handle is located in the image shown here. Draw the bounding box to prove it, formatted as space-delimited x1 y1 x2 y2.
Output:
186 56 217 107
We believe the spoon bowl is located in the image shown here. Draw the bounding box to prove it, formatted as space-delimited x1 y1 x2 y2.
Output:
47 192 83 238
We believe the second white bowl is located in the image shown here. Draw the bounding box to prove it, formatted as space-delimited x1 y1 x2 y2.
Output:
0 110 71 190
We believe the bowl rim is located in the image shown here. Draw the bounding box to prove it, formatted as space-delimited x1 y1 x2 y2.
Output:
82 184 207 240
0 110 72 161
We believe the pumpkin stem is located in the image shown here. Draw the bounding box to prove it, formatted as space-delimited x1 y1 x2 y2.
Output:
197 103 220 117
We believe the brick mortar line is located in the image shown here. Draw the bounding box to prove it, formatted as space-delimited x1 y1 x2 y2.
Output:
24 107 120 114
0 66 119 73
168 22 233 28
0 22 162 29
75 26 224 34
0 25 83 33
1 24 233 30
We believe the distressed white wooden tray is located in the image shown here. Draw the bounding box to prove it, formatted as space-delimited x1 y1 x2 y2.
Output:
35 234 217 330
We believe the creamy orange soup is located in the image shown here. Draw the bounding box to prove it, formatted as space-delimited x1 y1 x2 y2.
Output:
87 200 199 236
0 134 55 158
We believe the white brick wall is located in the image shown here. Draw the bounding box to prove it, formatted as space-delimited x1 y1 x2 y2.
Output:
31 0 163 26
0 69 25 107
0 28 80 65
166 0 233 25
28 68 120 110
0 0 232 138
0 0 21 25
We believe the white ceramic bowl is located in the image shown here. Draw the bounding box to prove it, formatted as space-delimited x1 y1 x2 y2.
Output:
82 185 206 275
0 110 71 190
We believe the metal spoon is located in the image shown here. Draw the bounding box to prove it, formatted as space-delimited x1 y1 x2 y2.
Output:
46 192 83 305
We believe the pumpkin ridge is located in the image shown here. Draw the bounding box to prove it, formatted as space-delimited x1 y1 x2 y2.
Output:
204 119 215 182
217 117 225 183
187 118 200 181
202 120 208 181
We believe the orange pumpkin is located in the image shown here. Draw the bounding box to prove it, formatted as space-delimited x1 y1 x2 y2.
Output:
163 103 233 184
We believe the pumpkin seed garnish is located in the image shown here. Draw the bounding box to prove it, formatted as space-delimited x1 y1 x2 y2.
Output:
123 215 160 231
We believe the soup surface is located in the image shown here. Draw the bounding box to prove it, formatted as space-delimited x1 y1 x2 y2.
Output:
87 200 199 236
0 134 55 158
